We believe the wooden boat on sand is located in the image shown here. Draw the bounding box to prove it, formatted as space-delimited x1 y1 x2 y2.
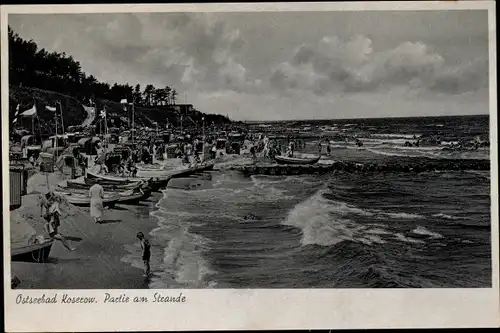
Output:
65 178 144 191
116 188 153 204
56 186 152 206
11 240 54 263
86 161 216 191
55 190 120 207
85 171 133 185
274 155 320 165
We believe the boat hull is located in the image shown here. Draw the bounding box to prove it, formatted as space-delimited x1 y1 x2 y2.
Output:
85 171 132 185
274 155 320 165
56 191 120 207
12 240 54 263
86 162 216 191
66 179 144 191
57 187 152 206
117 189 152 204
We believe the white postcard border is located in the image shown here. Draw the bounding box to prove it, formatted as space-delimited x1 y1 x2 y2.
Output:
2 2 498 331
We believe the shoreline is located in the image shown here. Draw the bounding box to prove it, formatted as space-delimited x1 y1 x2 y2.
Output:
10 156 241 289
10 151 491 289
11 170 165 289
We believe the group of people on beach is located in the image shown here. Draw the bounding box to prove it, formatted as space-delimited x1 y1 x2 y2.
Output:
253 135 307 159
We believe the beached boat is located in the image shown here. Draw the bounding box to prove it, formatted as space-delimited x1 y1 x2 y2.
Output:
57 185 152 205
58 185 152 203
135 163 169 171
116 188 153 204
56 190 120 207
65 178 144 191
85 161 216 191
85 172 170 191
85 171 133 185
274 155 320 165
135 160 215 177
11 240 54 263
169 161 216 177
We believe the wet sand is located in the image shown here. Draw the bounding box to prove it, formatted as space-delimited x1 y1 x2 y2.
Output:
10 155 242 289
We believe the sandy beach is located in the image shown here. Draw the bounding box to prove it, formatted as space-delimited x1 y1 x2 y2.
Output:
12 170 165 289
11 154 244 289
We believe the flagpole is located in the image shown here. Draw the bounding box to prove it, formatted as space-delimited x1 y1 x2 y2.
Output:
105 108 108 137
104 107 108 152
55 112 58 161
58 101 64 133
132 102 135 146
32 98 36 136
202 117 205 162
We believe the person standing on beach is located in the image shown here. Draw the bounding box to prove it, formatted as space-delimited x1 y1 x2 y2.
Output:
89 183 104 224
137 232 151 277
40 192 75 251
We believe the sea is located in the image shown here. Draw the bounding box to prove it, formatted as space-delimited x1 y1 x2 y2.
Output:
123 115 492 288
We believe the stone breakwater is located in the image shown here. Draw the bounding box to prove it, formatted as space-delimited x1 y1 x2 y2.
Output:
222 158 490 176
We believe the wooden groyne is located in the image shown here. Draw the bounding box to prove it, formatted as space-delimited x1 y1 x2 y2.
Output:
223 159 490 176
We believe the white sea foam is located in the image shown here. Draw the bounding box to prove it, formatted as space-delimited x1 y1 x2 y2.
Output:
282 190 390 246
410 226 444 239
370 133 422 139
394 233 425 244
382 212 425 220
432 213 461 220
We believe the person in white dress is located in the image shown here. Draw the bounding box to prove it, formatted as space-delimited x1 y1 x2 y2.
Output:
89 183 104 224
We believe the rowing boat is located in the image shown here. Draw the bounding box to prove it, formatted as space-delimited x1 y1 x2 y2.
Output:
11 240 54 263
274 155 320 165
55 190 120 207
85 171 132 185
86 161 216 190
65 178 144 191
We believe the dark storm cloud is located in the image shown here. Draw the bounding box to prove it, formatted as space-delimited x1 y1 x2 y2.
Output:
270 35 488 95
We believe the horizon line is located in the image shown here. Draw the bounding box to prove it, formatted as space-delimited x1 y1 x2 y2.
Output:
234 113 490 123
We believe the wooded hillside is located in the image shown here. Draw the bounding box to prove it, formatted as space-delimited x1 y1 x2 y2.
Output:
8 26 231 132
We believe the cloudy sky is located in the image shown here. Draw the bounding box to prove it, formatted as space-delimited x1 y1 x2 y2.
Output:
9 10 490 121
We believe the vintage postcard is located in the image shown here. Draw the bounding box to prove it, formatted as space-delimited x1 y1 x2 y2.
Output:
2 1 498 331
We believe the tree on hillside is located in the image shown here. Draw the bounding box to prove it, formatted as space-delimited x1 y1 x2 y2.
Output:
7 26 225 129
164 86 172 105
171 89 178 105
155 88 170 106
143 84 155 107
133 84 142 105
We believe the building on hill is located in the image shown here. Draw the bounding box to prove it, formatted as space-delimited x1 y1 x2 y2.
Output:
173 104 194 114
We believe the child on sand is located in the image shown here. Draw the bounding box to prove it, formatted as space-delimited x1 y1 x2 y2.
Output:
137 232 151 277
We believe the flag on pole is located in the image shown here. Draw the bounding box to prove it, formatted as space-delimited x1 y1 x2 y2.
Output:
20 104 37 117
120 99 128 104
12 104 20 124
100 109 106 118
46 105 57 112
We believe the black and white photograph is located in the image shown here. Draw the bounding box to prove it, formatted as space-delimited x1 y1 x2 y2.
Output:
2 1 498 331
